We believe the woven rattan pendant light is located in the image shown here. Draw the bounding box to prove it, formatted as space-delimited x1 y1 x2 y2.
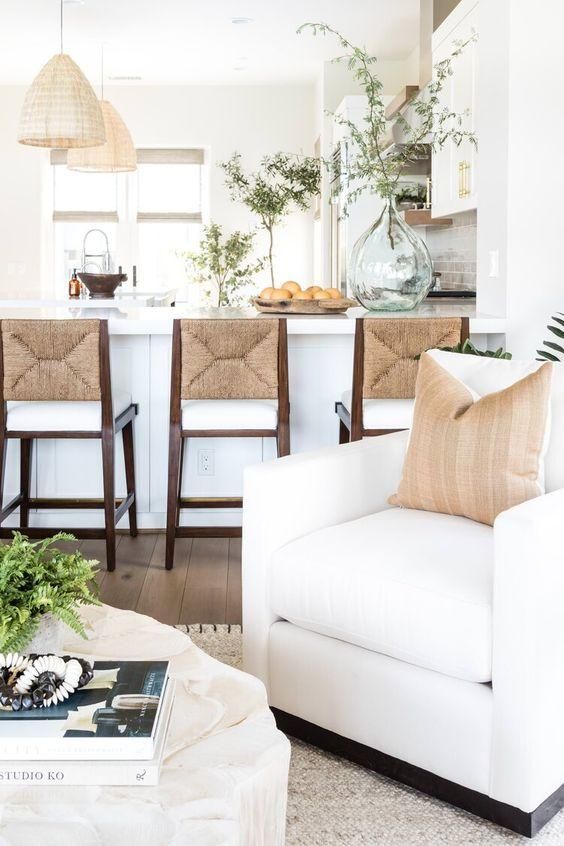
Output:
17 0 105 148
67 50 137 172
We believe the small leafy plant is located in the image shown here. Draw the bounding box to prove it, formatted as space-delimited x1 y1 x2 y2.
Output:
220 151 321 286
0 532 100 653
184 223 263 307
416 339 512 360
437 339 512 358
537 313 564 362
394 183 428 208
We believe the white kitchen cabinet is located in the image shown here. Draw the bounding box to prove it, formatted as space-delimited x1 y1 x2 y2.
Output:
431 0 478 217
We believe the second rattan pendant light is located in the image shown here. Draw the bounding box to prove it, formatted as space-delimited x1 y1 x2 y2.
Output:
67 100 137 172
18 1 105 148
67 46 137 173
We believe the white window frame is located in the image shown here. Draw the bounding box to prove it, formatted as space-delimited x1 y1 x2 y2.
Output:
50 148 206 293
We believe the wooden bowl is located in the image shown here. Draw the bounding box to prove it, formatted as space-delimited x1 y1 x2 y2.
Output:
253 296 357 315
77 272 128 300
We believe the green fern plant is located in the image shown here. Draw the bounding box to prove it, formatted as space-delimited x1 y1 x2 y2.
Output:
0 532 100 652
537 314 564 361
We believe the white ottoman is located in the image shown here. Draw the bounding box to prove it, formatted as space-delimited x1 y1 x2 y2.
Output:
0 605 290 846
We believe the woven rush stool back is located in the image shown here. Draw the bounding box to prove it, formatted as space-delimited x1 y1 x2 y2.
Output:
180 319 280 400
362 317 464 399
0 319 102 402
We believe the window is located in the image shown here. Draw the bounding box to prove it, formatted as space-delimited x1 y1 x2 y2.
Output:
51 148 205 297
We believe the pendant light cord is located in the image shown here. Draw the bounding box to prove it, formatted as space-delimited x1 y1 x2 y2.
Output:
60 0 64 53
101 45 104 100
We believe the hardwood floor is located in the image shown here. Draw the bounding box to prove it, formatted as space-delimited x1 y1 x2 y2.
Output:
76 534 242 626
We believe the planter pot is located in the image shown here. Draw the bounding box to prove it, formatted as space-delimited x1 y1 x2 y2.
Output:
24 614 64 654
349 196 433 311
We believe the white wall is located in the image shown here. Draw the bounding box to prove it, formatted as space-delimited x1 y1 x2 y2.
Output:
477 0 564 358
504 0 564 358
0 88 48 298
474 0 509 319
0 82 316 297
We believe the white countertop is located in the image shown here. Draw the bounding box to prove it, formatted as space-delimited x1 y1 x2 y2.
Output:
0 301 506 335
0 290 176 309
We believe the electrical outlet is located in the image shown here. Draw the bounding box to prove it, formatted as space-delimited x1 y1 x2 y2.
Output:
197 448 215 476
488 250 499 278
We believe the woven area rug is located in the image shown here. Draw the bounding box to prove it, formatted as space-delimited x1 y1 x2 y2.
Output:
178 625 564 845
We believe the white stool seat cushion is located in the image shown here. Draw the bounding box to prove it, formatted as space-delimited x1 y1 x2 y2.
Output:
269 507 494 683
6 391 132 432
341 389 414 430
182 399 278 431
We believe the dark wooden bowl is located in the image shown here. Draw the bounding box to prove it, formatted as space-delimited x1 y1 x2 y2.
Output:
77 272 128 300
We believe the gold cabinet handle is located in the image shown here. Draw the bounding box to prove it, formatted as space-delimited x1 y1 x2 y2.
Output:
458 161 471 199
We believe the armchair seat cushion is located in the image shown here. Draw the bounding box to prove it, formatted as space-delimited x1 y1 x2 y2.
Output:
181 399 278 431
269 507 493 683
341 390 414 430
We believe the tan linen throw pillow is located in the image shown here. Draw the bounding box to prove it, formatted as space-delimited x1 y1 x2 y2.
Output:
389 353 553 525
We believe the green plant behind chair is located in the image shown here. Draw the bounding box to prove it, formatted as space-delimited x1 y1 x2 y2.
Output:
538 314 564 362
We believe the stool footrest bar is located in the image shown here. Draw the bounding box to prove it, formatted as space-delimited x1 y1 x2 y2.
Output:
176 526 242 538
1 494 24 521
179 497 243 509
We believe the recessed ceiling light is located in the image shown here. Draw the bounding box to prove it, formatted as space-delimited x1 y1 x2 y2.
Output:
108 75 143 81
231 16 253 25
63 1 85 5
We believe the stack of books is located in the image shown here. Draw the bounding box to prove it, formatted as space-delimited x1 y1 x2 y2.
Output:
0 660 175 786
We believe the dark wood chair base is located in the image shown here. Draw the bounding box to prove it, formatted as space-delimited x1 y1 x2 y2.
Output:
272 708 564 838
165 318 290 569
0 322 138 573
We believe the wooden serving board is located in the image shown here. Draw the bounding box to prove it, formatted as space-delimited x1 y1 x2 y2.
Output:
253 297 357 315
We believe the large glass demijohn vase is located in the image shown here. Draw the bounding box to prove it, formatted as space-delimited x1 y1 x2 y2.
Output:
350 196 433 310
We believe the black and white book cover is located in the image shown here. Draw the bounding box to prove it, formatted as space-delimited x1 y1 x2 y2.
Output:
0 660 170 761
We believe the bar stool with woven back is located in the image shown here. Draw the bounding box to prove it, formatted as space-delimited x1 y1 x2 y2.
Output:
336 316 470 441
166 317 289 569
0 319 138 570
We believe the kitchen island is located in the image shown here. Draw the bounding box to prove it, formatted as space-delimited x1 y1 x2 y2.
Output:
0 301 505 530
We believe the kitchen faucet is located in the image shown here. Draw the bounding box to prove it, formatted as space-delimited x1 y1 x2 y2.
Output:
82 228 112 273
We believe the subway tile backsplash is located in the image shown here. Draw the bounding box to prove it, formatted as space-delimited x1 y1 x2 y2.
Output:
424 210 477 291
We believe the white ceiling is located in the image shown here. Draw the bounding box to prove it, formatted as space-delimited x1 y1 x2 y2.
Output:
0 0 419 86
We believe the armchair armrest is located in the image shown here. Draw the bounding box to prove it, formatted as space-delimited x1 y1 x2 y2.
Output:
242 431 409 688
491 489 564 811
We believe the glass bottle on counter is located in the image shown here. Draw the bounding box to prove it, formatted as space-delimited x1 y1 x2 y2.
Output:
68 268 81 299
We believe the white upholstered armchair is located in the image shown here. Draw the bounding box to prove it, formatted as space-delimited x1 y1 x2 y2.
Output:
242 353 564 837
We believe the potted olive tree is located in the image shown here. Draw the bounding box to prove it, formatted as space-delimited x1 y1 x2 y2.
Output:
220 152 320 287
0 533 100 654
184 222 263 307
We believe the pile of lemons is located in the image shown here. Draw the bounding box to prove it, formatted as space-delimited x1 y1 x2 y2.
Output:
258 281 342 301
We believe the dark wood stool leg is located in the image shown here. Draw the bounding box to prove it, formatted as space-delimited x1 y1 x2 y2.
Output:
101 431 116 572
0 435 7 523
350 421 363 442
166 428 182 570
176 437 185 525
277 423 290 457
339 419 350 445
122 420 137 538
20 439 32 528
